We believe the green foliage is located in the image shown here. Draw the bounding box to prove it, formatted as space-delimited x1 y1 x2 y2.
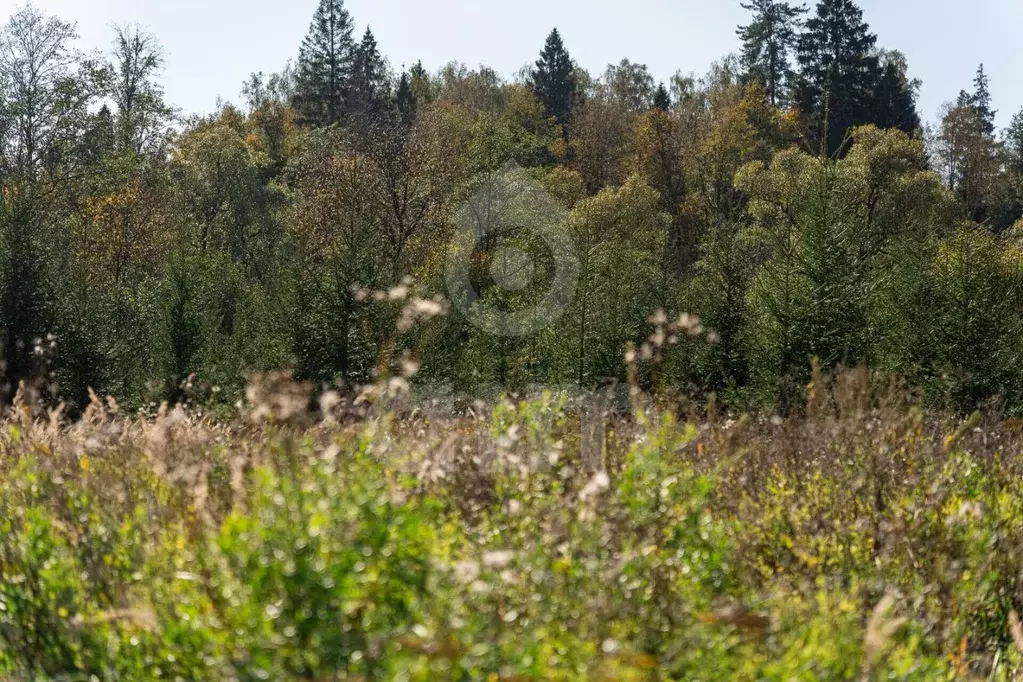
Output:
6 0 1023 422
210 450 436 679
292 0 356 127
9 0 1023 678
737 0 806 107
958 64 997 137
156 249 290 405
530 28 576 128
895 227 1023 411
1 375 1022 678
735 126 960 407
794 0 920 155
349 27 391 122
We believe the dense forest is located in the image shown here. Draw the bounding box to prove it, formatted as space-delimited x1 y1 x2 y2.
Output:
1 0 1022 414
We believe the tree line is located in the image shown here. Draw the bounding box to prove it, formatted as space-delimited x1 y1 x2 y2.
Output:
1 0 1022 413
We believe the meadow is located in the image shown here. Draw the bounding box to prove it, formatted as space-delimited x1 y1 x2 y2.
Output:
1 361 1023 680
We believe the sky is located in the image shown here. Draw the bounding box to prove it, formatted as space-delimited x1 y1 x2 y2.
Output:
11 0 1023 130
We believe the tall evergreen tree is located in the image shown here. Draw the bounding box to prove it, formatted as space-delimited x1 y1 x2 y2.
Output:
395 70 417 124
292 0 355 127
652 82 670 111
795 0 881 154
958 64 996 136
530 28 575 127
1005 108 1023 176
81 104 116 165
408 60 434 104
737 0 806 107
868 49 920 135
349 27 390 123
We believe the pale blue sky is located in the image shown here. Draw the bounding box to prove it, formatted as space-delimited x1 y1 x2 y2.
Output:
14 0 1023 129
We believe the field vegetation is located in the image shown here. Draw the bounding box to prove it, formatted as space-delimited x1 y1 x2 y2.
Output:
1 357 1023 679
2 0 1023 677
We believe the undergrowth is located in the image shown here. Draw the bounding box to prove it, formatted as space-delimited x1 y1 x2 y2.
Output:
0 368 1022 679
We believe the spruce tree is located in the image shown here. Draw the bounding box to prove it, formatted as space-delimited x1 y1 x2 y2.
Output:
796 0 884 154
737 0 806 107
408 61 433 103
530 28 575 127
652 82 671 111
293 0 355 127
958 64 996 136
1005 109 1023 175
868 50 921 136
350 27 390 123
395 70 417 124
974 66 995 133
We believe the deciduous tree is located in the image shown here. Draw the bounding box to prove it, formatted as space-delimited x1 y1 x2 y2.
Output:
108 25 173 157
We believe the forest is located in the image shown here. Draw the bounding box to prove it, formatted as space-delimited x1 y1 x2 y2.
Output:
7 0 1023 680
1 0 1021 415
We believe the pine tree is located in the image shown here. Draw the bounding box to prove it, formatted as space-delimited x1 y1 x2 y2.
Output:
795 0 884 155
293 0 356 127
530 28 576 127
973 66 995 131
408 61 433 103
958 64 996 136
395 70 417 124
868 50 921 136
737 0 806 107
652 82 670 110
349 27 390 123
1005 108 1023 175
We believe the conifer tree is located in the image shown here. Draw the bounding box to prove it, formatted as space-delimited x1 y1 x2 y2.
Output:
350 27 390 122
1005 109 1023 175
869 50 921 135
795 0 917 154
408 60 433 104
530 28 575 126
652 82 670 110
395 70 417 124
81 104 116 165
293 0 355 127
737 0 806 107
958 64 996 136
